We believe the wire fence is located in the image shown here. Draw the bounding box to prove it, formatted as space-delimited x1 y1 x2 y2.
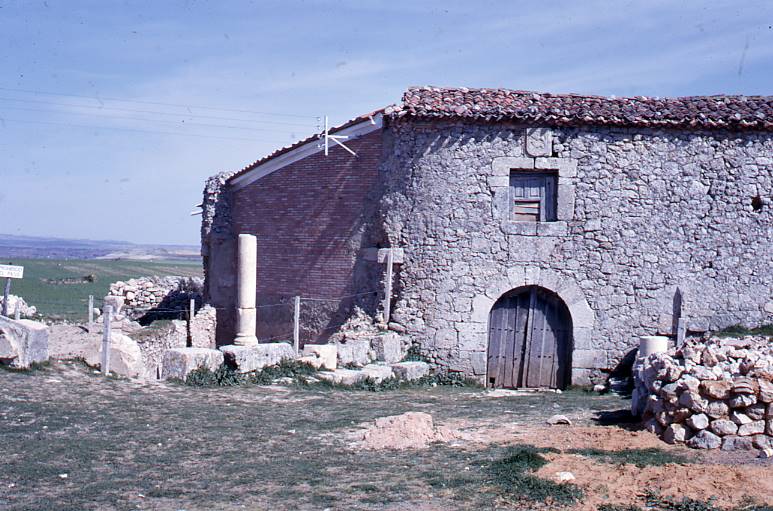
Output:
2 289 382 347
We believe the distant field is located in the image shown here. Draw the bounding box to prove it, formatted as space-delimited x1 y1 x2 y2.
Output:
4 258 202 321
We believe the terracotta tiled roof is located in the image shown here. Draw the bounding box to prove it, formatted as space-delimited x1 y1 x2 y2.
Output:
385 86 772 131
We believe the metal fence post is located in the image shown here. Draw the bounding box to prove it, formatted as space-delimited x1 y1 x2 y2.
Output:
293 296 300 355
88 295 94 326
101 304 113 376
14 301 20 320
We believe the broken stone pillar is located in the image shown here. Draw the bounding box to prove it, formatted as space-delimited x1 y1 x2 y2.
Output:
234 233 258 346
638 335 668 359
631 335 669 416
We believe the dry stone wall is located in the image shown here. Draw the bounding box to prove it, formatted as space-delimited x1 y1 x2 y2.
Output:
379 119 773 383
634 336 773 451
107 276 204 318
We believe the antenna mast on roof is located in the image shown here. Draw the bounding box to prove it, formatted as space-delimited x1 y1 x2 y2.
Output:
321 115 356 157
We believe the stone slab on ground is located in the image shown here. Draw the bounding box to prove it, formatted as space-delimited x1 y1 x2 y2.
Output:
220 343 295 373
371 333 404 364
161 347 224 381
391 361 430 381
317 368 367 386
85 332 144 378
335 338 371 367
0 316 49 369
361 363 394 383
302 344 337 370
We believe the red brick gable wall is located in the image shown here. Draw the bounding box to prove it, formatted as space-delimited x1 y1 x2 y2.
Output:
230 129 383 342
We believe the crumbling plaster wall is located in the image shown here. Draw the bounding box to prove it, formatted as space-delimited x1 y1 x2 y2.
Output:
380 118 773 384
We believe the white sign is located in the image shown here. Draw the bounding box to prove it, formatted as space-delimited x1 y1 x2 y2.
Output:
0 264 24 279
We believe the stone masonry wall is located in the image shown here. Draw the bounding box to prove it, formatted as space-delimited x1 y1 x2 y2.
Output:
379 119 773 384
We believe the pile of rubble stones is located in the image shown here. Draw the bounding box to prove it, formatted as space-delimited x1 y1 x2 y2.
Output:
107 276 203 317
634 335 773 451
0 295 37 317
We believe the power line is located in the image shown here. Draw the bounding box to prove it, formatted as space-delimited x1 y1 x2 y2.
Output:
0 96 318 128
0 104 318 134
0 117 294 143
0 85 319 120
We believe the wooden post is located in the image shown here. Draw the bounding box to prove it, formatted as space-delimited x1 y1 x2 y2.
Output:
14 300 20 320
2 277 10 317
187 298 195 348
101 304 113 376
383 248 394 324
88 295 94 326
293 296 300 355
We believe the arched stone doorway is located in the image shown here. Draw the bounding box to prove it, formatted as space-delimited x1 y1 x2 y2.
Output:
487 286 572 389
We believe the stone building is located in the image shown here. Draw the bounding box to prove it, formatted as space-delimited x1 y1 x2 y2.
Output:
201 86 772 387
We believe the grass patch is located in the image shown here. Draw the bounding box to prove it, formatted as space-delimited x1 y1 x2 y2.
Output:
713 324 773 338
184 360 482 392
567 447 688 468
0 360 50 373
183 359 318 386
6 258 201 321
599 493 773 511
488 444 583 505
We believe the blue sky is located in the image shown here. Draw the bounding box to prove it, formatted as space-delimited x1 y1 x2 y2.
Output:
1 0 771 244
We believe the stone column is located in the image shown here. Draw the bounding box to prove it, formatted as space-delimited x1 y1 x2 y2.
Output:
638 335 668 359
234 234 258 346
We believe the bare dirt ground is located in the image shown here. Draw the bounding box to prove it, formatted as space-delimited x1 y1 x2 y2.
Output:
1 361 770 511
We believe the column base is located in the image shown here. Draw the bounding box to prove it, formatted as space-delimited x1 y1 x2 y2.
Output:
233 334 259 347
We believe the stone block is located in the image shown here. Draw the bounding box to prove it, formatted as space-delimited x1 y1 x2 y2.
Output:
372 332 404 364
0 316 49 369
302 344 337 370
737 420 765 436
572 349 606 369
710 419 738 436
335 338 372 367
470 352 487 375
85 332 144 378
361 363 394 383
721 435 755 451
102 295 125 316
161 347 224 381
317 368 367 386
525 128 552 157
391 361 430 381
573 328 593 350
220 343 295 373
571 368 593 386
492 156 534 173
663 423 690 444
471 295 492 323
686 430 721 449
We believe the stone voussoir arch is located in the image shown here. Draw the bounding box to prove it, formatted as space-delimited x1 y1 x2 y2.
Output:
471 267 596 354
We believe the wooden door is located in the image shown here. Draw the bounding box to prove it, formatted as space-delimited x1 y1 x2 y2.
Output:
486 287 572 389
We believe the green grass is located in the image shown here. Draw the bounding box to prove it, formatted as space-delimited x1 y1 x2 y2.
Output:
713 324 773 338
182 360 482 392
1 361 634 511
599 492 773 511
3 258 201 320
488 445 583 505
567 447 688 468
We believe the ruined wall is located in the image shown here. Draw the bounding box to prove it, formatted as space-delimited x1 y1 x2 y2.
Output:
380 119 773 384
223 130 385 344
202 172 237 344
